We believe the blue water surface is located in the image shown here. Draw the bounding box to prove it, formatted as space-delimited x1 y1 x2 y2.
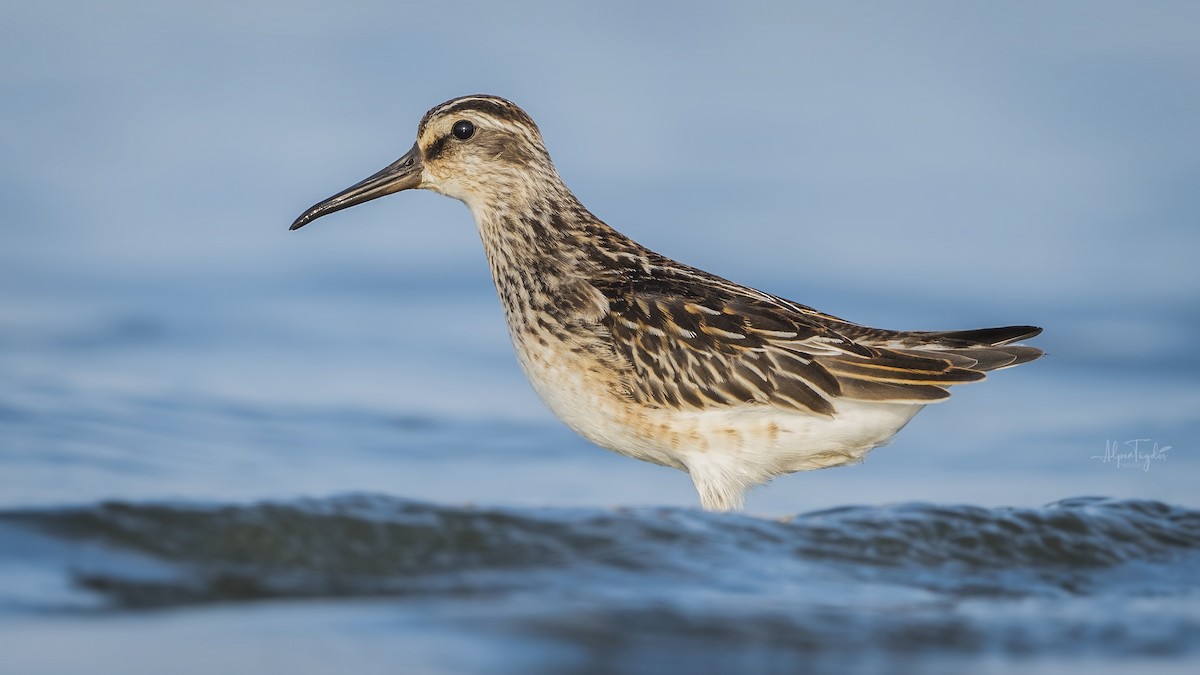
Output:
1 2 1198 673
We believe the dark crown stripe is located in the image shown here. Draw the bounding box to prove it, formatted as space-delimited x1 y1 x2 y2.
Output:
420 95 537 137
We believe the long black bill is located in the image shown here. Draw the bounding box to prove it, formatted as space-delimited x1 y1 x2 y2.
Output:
289 143 423 231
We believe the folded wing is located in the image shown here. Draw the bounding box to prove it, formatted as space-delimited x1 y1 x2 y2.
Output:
595 276 1042 417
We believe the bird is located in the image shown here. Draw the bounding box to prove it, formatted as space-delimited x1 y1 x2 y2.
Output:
290 94 1043 512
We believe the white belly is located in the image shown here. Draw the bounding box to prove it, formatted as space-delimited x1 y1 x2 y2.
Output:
510 330 925 488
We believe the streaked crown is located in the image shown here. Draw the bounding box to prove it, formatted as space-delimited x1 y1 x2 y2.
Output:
416 95 554 191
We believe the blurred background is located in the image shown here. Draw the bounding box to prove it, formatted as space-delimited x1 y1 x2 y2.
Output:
2 2 1198 673
3 1 1195 514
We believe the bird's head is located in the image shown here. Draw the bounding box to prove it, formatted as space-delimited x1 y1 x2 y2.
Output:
290 95 556 231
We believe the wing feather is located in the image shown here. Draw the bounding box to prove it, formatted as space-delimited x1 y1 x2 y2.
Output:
590 262 1041 417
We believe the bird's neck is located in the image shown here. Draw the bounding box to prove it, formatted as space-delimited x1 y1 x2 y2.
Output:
463 178 637 324
467 177 632 271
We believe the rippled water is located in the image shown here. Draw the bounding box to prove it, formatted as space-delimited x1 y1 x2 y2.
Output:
1 275 1198 674
2 496 1197 674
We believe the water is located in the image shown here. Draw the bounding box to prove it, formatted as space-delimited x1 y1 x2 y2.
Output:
3 283 1195 675
1 496 1197 674
3 2 1200 673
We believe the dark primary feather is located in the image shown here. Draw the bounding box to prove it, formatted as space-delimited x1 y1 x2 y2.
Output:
922 326 1043 346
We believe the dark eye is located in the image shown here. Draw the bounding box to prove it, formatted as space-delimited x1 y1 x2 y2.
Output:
452 120 475 140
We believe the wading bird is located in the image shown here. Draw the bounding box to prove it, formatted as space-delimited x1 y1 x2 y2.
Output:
291 95 1042 511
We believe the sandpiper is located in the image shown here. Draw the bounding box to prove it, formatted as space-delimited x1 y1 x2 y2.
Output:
290 94 1043 511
